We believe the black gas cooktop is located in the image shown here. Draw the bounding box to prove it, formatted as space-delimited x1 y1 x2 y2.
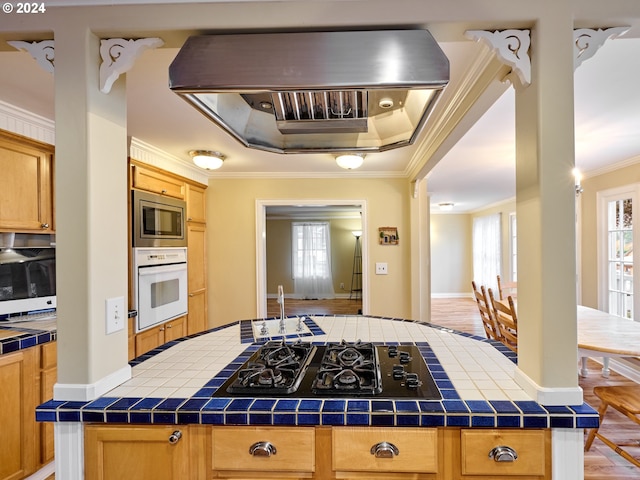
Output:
214 340 441 400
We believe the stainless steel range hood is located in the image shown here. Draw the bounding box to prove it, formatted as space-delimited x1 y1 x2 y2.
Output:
169 30 449 154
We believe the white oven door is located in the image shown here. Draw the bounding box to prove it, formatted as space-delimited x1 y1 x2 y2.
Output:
136 262 188 332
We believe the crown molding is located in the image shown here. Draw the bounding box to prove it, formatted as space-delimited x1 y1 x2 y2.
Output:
0 100 55 144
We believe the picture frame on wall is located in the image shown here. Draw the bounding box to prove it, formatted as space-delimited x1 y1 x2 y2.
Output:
378 227 398 245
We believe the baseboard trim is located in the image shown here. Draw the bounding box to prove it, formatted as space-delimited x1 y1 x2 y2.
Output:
53 364 131 401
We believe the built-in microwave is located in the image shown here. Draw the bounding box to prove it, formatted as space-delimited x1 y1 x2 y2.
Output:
132 190 187 247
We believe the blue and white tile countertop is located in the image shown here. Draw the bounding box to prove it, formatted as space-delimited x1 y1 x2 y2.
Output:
0 319 57 355
35 315 599 429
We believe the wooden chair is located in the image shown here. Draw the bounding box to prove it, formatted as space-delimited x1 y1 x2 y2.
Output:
496 274 517 300
584 385 640 468
471 281 501 341
488 288 518 352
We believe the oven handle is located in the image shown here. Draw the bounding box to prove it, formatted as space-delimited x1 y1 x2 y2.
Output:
138 263 186 277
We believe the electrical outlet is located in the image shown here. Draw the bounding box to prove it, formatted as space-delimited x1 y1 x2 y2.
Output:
340 282 345 290
375 262 388 275
105 296 125 335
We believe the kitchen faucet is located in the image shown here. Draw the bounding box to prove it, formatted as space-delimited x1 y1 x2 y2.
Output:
278 285 286 333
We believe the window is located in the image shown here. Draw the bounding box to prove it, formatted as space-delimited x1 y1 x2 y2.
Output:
291 222 335 299
598 185 640 320
472 213 502 292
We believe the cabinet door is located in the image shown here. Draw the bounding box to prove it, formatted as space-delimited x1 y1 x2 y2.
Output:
39 341 57 466
0 133 54 232
135 324 165 357
131 163 185 199
187 223 207 292
165 315 187 342
85 425 191 480
186 183 207 224
0 348 37 480
187 223 207 335
188 290 207 335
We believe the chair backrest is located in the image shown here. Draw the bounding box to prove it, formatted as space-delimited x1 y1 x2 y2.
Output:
472 281 501 341
497 274 517 300
488 287 518 352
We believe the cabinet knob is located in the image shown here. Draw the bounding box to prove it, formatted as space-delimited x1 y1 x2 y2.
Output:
161 189 167 194
370 441 399 458
159 327 165 332
41 223 49 229
249 441 277 457
168 430 182 445
167 324 172 328
489 445 518 462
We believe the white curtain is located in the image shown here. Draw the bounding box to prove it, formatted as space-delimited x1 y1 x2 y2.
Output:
472 213 502 293
292 222 336 299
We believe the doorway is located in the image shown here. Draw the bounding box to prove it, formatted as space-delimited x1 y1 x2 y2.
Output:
256 199 368 318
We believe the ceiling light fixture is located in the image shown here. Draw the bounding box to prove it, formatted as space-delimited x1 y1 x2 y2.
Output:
336 153 365 170
438 202 454 211
189 150 225 170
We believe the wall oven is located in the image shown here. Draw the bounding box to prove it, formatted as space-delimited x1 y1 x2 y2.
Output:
133 247 188 333
132 190 187 247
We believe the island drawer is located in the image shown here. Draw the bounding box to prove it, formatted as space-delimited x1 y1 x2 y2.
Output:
332 427 438 473
211 426 315 472
460 429 548 476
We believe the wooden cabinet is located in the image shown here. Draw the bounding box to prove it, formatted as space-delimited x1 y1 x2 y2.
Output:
131 162 185 199
0 131 54 233
82 425 553 480
128 159 209 347
84 425 208 480
187 222 208 334
38 341 57 467
211 426 315 478
186 183 207 224
333 427 439 478
134 315 187 357
455 429 550 478
0 348 37 480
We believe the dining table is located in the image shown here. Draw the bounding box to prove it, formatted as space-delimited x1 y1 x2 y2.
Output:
495 299 640 377
576 305 640 377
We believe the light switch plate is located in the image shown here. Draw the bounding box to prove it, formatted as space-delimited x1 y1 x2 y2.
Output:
105 296 125 334
375 262 388 275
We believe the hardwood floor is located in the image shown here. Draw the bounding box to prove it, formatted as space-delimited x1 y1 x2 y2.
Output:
432 297 640 479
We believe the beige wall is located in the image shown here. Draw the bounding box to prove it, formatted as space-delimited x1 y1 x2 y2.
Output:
579 162 640 308
206 177 412 327
430 213 473 296
266 217 362 296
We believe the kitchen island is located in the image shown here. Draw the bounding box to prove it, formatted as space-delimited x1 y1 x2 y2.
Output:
36 315 597 479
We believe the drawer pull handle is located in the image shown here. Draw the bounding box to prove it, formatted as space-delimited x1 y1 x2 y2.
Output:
168 430 182 444
489 445 518 462
41 223 49 229
370 441 399 458
249 441 277 457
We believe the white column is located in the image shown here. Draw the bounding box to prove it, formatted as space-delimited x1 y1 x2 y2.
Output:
53 26 130 478
512 5 582 405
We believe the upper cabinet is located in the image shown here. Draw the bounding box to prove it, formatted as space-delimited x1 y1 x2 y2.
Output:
130 162 185 199
186 183 206 224
0 131 54 233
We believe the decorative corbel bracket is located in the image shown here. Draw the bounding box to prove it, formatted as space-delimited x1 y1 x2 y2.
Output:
99 37 164 93
7 40 55 73
465 30 531 87
574 27 629 69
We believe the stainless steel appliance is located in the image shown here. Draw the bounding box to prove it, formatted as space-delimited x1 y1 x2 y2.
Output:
133 247 188 333
216 340 441 400
132 190 186 247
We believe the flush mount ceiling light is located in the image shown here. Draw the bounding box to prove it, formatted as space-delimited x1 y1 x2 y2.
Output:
189 150 225 170
336 153 365 170
438 202 454 211
169 30 449 154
